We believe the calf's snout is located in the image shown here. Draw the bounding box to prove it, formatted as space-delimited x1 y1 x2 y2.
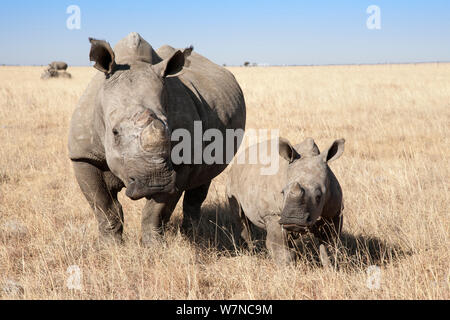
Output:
279 211 312 227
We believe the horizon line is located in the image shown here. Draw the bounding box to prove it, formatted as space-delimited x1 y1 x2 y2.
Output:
1 61 449 68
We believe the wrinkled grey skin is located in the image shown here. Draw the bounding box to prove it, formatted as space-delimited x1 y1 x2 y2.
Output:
226 137 344 264
68 32 246 245
48 61 68 71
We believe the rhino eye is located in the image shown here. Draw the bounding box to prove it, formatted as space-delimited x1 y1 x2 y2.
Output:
112 128 120 144
315 190 322 202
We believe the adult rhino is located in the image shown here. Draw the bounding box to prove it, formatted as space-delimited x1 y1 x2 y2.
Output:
68 32 246 246
49 61 68 71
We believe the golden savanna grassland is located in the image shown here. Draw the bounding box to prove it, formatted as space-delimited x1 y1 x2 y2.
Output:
0 64 448 299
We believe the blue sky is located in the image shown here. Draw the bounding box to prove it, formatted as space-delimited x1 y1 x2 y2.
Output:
0 0 449 66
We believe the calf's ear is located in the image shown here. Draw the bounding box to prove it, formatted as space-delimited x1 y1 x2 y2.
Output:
279 138 300 163
322 139 345 163
89 38 116 75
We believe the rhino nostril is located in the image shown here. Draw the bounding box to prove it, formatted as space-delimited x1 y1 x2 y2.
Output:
128 177 136 184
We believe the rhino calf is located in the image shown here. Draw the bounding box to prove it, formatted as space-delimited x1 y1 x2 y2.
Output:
226 137 345 264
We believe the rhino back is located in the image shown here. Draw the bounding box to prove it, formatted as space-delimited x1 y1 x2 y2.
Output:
227 143 287 229
158 45 246 131
158 45 246 189
50 61 68 70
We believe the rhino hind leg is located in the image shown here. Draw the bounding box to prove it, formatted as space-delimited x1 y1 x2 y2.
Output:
181 182 211 235
141 191 182 247
72 161 125 244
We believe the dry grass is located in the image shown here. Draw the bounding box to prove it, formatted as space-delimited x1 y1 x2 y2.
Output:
0 64 448 299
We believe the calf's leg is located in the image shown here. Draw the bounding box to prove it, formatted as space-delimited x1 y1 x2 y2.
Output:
228 195 254 249
265 218 295 265
312 213 343 268
312 213 343 244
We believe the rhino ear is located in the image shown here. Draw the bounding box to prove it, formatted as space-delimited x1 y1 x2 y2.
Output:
89 38 116 75
322 139 345 163
279 138 300 163
154 48 191 78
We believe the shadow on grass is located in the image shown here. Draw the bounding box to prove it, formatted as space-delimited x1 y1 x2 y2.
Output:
170 200 412 268
291 231 411 270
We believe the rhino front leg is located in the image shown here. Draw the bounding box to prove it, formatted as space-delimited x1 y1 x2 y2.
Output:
72 161 124 243
312 214 343 245
228 196 255 251
141 192 182 247
181 182 211 235
312 214 343 268
265 218 295 265
228 195 254 249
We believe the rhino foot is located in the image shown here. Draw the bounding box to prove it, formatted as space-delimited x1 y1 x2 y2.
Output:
180 217 201 239
140 232 164 248
97 232 124 247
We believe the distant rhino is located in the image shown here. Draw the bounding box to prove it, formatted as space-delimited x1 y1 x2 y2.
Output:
41 69 71 79
48 61 68 71
41 69 58 79
68 32 246 245
226 137 345 265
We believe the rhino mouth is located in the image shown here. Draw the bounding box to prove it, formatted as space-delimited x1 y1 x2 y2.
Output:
279 213 315 234
125 166 176 200
126 178 176 200
281 223 310 234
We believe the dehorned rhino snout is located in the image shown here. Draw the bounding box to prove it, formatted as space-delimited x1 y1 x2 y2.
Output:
140 119 170 153
279 211 312 228
279 183 313 231
125 167 176 200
